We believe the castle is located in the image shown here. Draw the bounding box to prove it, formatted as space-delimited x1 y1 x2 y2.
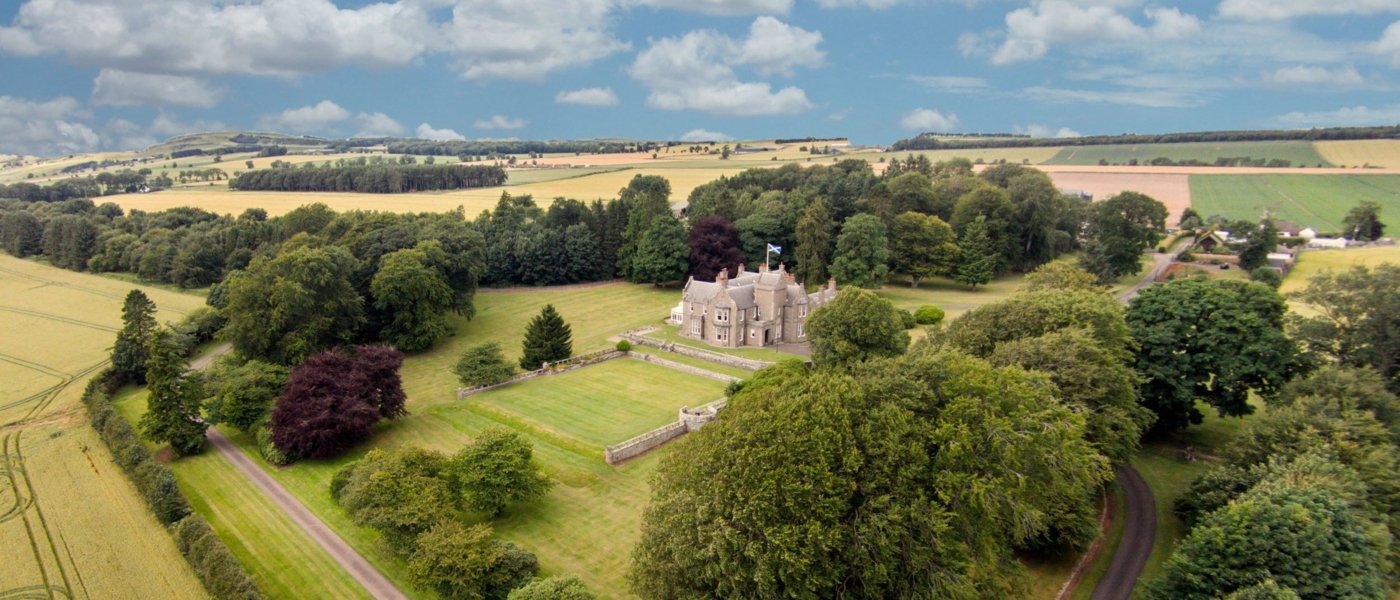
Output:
671 262 837 349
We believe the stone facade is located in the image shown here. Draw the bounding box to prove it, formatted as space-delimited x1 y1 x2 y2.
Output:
673 262 836 349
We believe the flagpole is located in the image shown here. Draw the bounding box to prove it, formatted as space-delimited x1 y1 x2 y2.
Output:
765 243 770 270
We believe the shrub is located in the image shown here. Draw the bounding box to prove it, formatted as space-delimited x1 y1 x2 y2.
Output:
134 460 190 524
407 520 538 600
453 342 516 389
615 339 631 352
508 576 595 600
898 310 917 329
1177 249 1196 262
914 305 945 325
1250 267 1282 289
255 425 289 466
173 516 265 600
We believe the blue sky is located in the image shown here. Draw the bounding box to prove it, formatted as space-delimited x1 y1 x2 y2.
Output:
1 0 1398 155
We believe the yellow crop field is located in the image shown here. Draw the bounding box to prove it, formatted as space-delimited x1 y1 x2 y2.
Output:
111 166 749 217
0 255 207 599
1279 245 1400 295
1314 140 1400 169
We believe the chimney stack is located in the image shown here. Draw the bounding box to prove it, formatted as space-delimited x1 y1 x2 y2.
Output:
717 267 729 289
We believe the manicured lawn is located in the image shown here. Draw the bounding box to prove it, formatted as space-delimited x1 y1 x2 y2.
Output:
1190 174 1400 232
452 358 726 448
110 388 376 600
1046 141 1330 167
877 271 1026 319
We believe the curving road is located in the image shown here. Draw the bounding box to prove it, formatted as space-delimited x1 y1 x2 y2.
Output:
193 344 407 600
1089 240 1186 600
1089 465 1157 600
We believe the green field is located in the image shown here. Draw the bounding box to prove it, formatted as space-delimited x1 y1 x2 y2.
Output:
1190 174 1400 232
0 255 208 599
1046 141 1331 167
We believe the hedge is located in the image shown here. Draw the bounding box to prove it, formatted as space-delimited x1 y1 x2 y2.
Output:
79 369 265 600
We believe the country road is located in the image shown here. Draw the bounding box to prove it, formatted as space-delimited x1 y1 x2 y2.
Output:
191 343 407 600
1089 240 1186 600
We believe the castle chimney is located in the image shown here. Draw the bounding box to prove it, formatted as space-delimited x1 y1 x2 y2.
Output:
759 261 769 273
827 277 837 293
737 262 746 274
777 262 786 273
717 268 729 289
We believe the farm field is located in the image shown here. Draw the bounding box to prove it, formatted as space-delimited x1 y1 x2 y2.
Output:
854 146 1063 166
108 165 748 217
1044 141 1331 167
0 255 208 599
1315 139 1400 169
1280 245 1400 295
1189 174 1400 232
1043 171 1192 223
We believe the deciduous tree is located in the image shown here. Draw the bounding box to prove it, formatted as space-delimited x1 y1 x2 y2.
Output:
889 211 958 287
407 520 538 600
806 287 909 367
1289 264 1400 394
269 345 406 460
454 343 516 389
1342 200 1385 241
223 244 365 365
793 198 835 286
451 428 551 517
205 360 289 434
686 215 743 281
371 246 455 352
829 214 890 288
630 214 688 284
1079 191 1167 283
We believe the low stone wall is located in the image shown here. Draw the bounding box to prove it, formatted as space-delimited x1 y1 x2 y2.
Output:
456 349 623 399
605 398 728 465
630 353 740 383
604 422 687 464
622 333 772 372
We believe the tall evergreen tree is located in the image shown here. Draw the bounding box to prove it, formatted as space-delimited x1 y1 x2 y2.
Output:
519 305 573 370
617 175 672 279
955 216 997 289
794 198 835 287
140 329 208 456
112 289 158 383
1342 200 1385 241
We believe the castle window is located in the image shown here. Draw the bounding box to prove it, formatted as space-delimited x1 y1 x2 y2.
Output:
716 308 730 322
797 322 805 338
691 319 702 335
799 303 808 318
717 327 729 342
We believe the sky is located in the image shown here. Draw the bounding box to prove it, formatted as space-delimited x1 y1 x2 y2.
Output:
1 0 1399 156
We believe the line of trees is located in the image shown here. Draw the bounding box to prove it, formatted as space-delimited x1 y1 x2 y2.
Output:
0 169 172 202
229 163 506 193
892 124 1400 151
385 139 647 157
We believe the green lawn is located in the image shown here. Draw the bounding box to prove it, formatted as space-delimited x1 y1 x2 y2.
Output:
449 358 725 448
877 271 1027 319
1131 399 1265 595
112 283 734 599
1189 174 1400 232
110 388 378 600
1046 141 1331 167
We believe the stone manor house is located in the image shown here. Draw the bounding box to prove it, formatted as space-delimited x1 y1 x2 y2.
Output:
670 262 837 349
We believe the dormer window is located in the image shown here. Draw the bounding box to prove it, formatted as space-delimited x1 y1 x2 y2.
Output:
716 308 730 322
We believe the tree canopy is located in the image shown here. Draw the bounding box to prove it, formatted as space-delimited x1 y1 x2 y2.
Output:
224 243 366 365
269 345 406 460
829 214 890 288
112 289 158 383
1289 264 1400 395
805 287 909 367
519 305 572 370
1079 191 1167 283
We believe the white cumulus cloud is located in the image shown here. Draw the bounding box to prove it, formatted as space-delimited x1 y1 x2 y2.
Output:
91 69 220 108
443 0 629 81
1266 65 1364 86
258 100 351 133
1370 21 1400 67
416 123 466 141
1014 123 1082 138
987 1 1201 64
679 128 733 142
1218 0 1400 20
0 95 97 155
555 87 620 107
1275 104 1400 127
632 0 793 15
630 17 821 116
899 108 958 132
473 115 526 130
354 112 405 138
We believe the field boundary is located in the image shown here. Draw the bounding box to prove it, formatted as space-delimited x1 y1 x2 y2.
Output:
604 397 727 465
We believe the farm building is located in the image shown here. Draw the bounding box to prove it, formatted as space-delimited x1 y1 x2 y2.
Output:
672 262 836 349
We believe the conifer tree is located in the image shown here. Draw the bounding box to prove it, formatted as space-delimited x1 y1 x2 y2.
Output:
140 329 208 456
113 289 158 383
955 215 997 289
519 305 573 370
794 198 835 287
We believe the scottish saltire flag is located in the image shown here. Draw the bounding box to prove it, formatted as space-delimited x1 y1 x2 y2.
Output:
767 243 782 254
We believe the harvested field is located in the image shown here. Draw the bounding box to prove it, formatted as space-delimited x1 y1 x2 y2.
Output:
1045 172 1192 223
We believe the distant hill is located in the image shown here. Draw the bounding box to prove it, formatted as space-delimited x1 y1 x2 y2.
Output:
891 125 1400 151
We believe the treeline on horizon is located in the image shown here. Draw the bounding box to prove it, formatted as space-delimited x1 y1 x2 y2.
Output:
384 139 655 157
229 163 506 193
891 124 1400 151
0 170 173 203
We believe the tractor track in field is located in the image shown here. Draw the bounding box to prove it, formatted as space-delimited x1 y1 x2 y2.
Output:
0 306 119 333
0 265 190 317
1 432 81 600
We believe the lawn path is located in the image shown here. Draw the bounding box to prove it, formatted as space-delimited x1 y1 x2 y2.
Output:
193 344 408 600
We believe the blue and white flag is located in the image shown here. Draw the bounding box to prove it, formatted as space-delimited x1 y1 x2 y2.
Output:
767 243 782 254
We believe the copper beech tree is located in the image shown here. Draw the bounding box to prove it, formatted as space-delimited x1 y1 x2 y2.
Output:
270 344 407 460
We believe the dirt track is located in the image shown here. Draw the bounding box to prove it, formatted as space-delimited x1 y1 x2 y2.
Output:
194 344 407 600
